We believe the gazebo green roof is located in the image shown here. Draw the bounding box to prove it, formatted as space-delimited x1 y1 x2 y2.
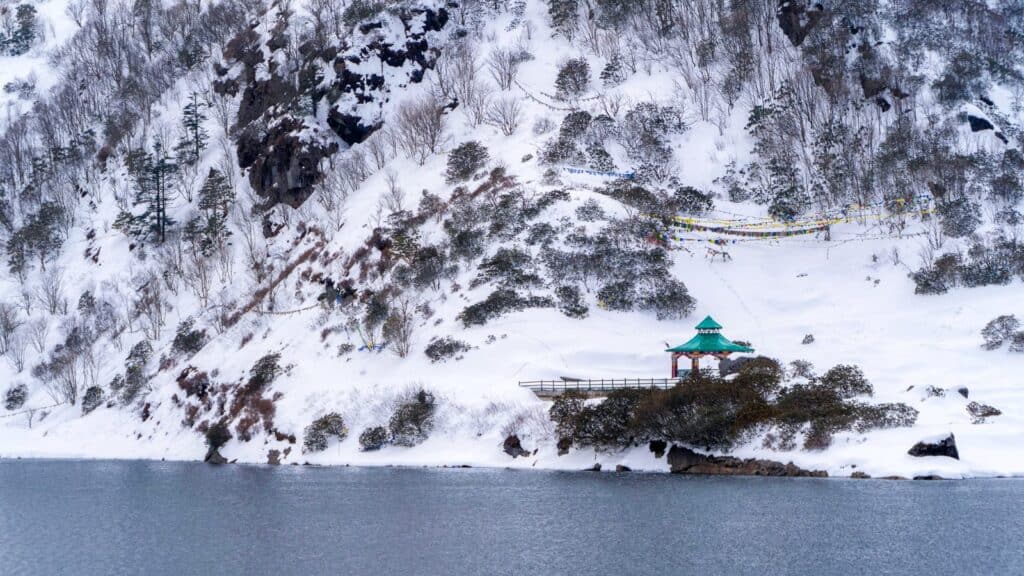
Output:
665 316 754 354
694 316 723 331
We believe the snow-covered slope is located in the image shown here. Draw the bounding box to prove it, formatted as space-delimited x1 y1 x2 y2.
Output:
1 0 1023 478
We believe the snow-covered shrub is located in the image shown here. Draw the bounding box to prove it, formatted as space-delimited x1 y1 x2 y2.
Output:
981 315 1020 350
555 285 588 319
575 199 605 222
472 248 541 288
172 317 207 356
247 353 282 392
554 58 590 99
120 340 154 404
818 364 873 398
966 402 1001 424
359 426 388 451
525 222 558 246
457 289 553 327
81 386 105 415
937 196 981 238
597 280 636 312
788 360 816 380
424 336 471 363
558 110 592 141
669 186 713 216
1010 332 1024 353
389 389 436 447
445 141 489 183
303 412 348 453
637 278 695 320
4 383 27 411
912 251 962 295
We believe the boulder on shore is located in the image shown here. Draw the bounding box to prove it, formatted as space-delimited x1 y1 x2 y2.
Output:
666 445 827 477
205 449 228 465
907 433 959 460
502 435 530 458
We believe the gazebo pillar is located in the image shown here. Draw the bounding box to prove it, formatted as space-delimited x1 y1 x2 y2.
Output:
670 352 682 378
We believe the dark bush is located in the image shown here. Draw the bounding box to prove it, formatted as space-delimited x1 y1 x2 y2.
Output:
359 426 389 451
389 390 437 447
937 196 981 238
981 315 1020 350
4 383 27 410
597 280 636 312
554 58 590 99
818 364 873 398
247 353 282 392
575 199 605 222
458 288 553 327
205 421 233 451
81 386 105 415
120 340 154 404
670 186 713 216
424 336 471 363
446 141 489 183
551 362 915 454
555 285 588 319
172 317 207 356
303 412 348 453
637 278 695 320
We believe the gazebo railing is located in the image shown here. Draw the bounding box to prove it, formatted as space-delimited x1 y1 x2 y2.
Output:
518 377 684 394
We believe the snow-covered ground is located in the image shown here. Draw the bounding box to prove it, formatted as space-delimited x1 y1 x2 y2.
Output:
2 0 1023 479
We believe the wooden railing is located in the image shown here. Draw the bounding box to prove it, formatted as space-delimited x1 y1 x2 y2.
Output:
518 378 683 395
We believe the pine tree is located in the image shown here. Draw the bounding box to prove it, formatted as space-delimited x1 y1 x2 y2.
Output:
547 0 578 40
193 168 234 256
131 143 177 244
175 92 209 165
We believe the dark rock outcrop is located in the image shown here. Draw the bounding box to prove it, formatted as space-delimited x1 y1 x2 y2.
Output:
666 445 827 477
205 449 228 465
649 440 667 458
907 434 959 460
957 387 969 399
777 0 825 47
583 463 602 472
615 465 632 472
556 437 571 456
850 471 871 479
967 115 995 132
503 434 529 458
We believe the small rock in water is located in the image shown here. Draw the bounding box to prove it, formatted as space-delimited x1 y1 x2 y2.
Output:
584 463 602 472
850 471 871 479
907 433 959 460
615 465 632 472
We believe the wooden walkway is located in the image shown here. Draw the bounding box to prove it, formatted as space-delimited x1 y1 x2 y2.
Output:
519 378 683 398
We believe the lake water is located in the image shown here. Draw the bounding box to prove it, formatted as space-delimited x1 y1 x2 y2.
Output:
1 460 1022 575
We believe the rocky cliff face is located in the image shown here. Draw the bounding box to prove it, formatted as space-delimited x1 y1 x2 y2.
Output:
215 4 450 209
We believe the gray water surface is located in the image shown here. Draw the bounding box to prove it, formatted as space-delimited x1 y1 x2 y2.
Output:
1 459 1021 575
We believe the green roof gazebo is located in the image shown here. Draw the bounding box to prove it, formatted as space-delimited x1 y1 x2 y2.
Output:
666 316 754 378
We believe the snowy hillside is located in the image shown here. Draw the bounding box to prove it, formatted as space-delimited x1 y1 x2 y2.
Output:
1 0 1024 479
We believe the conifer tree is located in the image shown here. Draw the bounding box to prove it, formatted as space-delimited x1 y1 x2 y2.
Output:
129 143 177 244
175 92 208 165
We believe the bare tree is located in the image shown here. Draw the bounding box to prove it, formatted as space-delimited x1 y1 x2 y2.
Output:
135 274 168 340
395 94 448 165
488 47 522 90
0 302 22 355
363 126 397 170
485 96 523 136
36 267 68 316
383 297 416 358
7 331 28 372
27 317 49 354
383 168 405 213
